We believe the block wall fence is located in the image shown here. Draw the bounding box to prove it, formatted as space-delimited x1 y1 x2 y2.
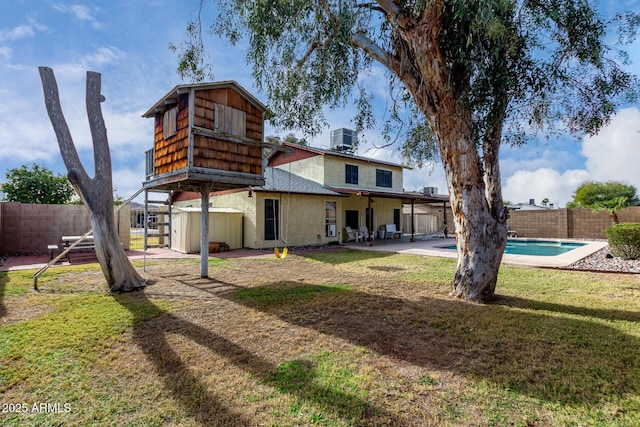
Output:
507 207 640 240
0 202 131 255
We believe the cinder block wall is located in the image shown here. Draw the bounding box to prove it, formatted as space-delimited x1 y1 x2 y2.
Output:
508 207 640 239
0 202 131 255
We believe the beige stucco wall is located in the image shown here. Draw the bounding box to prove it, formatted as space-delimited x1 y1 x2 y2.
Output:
253 192 344 248
276 156 325 184
323 156 404 191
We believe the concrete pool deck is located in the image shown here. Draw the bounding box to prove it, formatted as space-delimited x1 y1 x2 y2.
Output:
342 236 609 268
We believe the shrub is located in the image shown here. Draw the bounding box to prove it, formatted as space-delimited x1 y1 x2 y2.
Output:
606 223 640 260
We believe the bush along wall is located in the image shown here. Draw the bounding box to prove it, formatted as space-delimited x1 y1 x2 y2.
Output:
606 223 640 260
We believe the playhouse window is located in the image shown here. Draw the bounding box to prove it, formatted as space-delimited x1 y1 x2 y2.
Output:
162 107 177 139
215 104 246 137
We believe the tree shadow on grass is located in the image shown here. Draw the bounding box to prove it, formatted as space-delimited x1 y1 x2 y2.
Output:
225 281 640 406
115 289 395 426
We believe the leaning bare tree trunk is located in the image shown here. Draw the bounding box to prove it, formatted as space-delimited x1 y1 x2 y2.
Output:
39 67 145 292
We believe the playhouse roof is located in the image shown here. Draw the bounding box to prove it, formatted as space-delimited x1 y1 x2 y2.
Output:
142 81 266 118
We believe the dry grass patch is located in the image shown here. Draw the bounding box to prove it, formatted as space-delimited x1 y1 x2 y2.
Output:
1 251 639 426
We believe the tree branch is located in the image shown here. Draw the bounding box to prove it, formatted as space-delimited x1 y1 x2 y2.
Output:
86 71 112 188
351 32 391 69
38 67 90 188
375 0 415 29
296 42 320 67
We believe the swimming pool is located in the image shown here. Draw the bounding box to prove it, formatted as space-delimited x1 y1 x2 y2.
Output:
443 239 586 256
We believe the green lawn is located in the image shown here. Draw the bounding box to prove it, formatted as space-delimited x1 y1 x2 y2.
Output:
1 251 639 426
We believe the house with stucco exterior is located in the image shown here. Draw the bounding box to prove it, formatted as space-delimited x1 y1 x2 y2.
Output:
172 140 450 250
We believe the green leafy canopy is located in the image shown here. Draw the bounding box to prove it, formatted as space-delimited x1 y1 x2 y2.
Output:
174 0 639 168
567 180 639 209
1 164 75 204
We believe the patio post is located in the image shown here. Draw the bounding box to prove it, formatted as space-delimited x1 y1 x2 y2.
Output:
410 199 416 242
367 194 373 245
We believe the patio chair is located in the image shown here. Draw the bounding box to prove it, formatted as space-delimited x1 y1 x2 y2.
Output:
359 226 374 241
385 224 403 239
345 226 363 242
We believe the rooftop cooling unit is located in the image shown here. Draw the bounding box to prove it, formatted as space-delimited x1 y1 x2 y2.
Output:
423 186 438 196
330 128 356 153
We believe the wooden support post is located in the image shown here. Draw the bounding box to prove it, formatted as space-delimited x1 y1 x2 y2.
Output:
367 194 373 246
200 182 212 278
410 200 416 242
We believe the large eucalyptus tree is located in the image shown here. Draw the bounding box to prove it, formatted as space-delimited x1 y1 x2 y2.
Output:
175 0 638 303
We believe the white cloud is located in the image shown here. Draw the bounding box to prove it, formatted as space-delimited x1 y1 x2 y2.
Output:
502 168 589 207
53 46 124 79
0 47 11 62
52 4 104 30
581 106 640 188
0 25 35 41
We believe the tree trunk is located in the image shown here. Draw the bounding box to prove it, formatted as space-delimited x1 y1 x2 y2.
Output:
90 204 145 292
39 67 145 292
387 13 508 303
437 115 508 303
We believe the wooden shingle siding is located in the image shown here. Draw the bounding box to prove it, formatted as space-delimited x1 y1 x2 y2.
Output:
153 97 190 175
149 84 264 180
193 135 262 174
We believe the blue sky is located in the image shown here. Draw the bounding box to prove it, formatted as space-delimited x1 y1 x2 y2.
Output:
1 1 640 207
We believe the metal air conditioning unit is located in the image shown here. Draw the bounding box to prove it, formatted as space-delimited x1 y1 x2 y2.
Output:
423 186 438 196
330 128 356 153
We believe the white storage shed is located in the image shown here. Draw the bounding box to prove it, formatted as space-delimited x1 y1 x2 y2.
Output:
171 207 243 254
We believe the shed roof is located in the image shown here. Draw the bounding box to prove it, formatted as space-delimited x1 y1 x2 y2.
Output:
142 80 265 118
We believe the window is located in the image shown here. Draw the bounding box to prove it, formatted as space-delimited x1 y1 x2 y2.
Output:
345 164 358 184
376 169 392 188
215 103 246 137
162 107 177 139
345 210 359 229
325 202 337 237
264 199 279 240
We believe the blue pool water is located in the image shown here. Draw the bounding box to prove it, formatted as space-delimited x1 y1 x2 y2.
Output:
443 239 586 256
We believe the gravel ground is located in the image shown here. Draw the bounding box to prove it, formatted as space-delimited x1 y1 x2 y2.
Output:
563 245 640 273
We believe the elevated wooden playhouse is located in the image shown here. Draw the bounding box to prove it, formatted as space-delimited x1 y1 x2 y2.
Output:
142 81 272 276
